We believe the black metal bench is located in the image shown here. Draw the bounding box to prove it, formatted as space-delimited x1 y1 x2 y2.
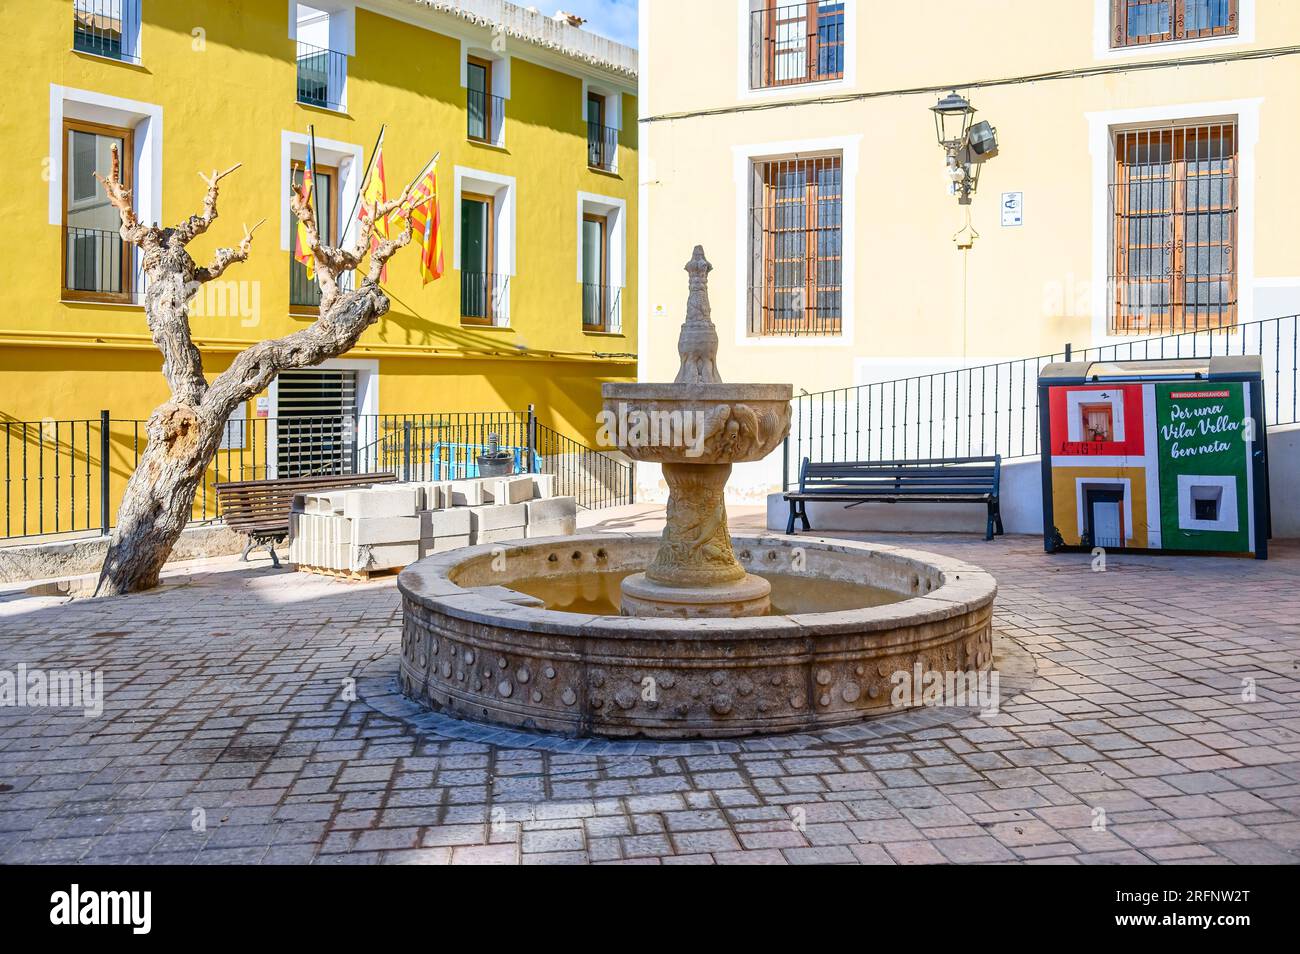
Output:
783 456 1004 540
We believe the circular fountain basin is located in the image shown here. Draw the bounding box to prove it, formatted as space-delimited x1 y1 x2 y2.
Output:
397 534 997 739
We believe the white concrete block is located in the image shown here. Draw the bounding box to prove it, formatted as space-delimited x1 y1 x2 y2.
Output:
526 496 576 523
525 516 577 538
343 487 418 518
350 542 418 572
491 475 534 504
469 503 526 533
351 516 421 546
419 508 471 537
475 527 528 545
449 478 487 506
413 481 453 510
307 491 349 515
419 534 471 557
325 515 353 568
528 473 555 499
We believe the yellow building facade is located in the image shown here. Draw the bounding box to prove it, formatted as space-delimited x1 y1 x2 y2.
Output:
639 1 1300 499
0 0 636 537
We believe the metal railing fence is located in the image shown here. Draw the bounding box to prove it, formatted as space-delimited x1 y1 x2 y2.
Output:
1 407 631 541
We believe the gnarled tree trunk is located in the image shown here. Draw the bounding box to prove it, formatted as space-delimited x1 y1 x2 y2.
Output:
93 147 414 596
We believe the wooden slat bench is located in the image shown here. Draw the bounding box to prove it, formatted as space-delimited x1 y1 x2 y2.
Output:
783 456 1004 540
214 472 397 567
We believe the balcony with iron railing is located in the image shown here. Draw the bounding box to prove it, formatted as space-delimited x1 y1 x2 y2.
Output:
63 226 140 303
296 41 347 110
461 271 510 324
466 88 506 147
73 0 141 63
587 122 618 172
582 283 622 334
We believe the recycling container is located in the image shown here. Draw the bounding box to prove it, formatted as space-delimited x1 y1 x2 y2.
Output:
1038 356 1270 559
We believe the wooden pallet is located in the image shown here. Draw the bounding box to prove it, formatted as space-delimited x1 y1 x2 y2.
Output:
294 563 406 582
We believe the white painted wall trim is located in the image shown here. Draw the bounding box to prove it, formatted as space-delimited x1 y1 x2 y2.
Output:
579 80 623 130
49 86 163 229
279 131 365 252
1087 97 1261 348
452 166 517 270
458 40 512 97
580 80 622 172
732 134 860 349
266 355 378 478
289 0 357 54
1092 0 1255 60
49 85 162 301
453 166 517 326
734 0 857 101
575 191 627 287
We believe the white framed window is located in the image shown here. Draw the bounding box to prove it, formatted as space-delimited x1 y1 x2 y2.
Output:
266 357 378 479
732 134 860 347
49 86 162 305
738 0 856 101
291 3 354 111
1093 0 1255 59
461 43 510 147
582 82 622 173
1087 98 1259 345
454 167 516 326
73 0 143 64
278 131 363 256
577 192 627 334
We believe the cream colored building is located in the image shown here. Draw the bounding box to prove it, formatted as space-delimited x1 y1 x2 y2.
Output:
638 1 1300 499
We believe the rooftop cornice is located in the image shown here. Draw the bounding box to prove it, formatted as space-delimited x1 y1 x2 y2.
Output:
402 0 637 80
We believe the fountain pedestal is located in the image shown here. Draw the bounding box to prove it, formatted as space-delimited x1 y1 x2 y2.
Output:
620 462 772 617
602 246 792 618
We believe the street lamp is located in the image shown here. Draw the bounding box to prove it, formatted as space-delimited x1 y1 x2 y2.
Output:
931 91 975 149
930 91 998 206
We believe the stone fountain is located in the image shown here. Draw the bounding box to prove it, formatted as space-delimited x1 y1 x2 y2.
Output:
606 247 792 618
395 247 998 739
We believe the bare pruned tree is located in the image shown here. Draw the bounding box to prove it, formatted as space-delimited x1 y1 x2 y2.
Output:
94 147 414 596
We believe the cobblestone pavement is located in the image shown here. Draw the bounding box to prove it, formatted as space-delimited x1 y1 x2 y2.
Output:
1 513 1297 865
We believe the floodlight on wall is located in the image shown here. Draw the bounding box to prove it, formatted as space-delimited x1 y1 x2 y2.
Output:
967 120 999 159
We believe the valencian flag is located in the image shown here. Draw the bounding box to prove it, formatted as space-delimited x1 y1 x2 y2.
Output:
402 157 444 285
357 128 389 282
293 133 317 280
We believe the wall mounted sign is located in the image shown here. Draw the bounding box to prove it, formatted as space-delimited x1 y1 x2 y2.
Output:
1000 192 1023 227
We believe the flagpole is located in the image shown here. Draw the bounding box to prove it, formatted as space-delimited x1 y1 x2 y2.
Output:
400 151 441 201
345 123 387 230
307 123 318 220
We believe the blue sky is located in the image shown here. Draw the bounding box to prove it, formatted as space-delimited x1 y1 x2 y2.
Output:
553 0 638 47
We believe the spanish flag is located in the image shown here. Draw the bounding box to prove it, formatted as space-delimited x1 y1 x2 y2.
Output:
358 130 389 282
293 136 316 280
402 158 444 285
